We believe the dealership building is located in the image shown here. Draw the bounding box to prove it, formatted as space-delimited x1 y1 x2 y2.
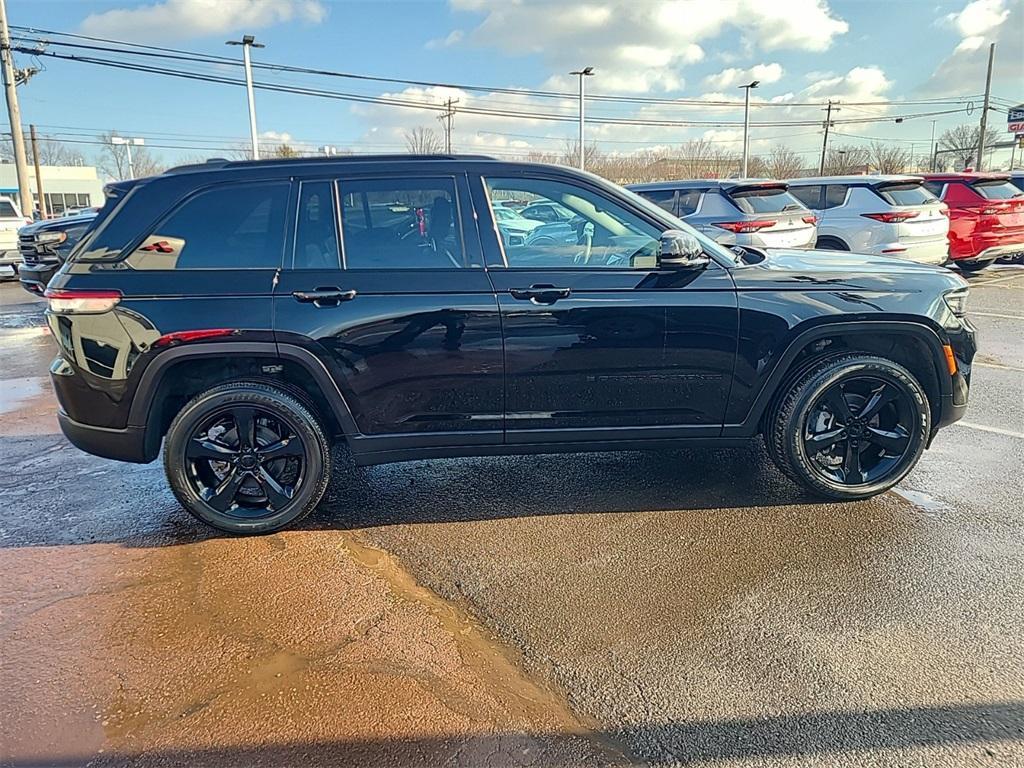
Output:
0 163 106 216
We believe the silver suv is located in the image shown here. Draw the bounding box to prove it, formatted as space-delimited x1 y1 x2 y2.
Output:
627 179 817 249
787 175 949 265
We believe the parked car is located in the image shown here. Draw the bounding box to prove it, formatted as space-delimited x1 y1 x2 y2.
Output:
1009 172 1024 195
786 175 949 265
17 210 99 295
492 205 542 248
46 155 975 534
0 195 31 279
520 200 576 223
921 172 1024 271
628 179 817 250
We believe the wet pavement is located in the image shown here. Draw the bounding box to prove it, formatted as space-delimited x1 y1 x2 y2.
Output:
1 268 1023 767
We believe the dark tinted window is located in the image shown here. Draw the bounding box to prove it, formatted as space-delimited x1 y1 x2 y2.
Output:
824 185 848 209
789 185 822 209
132 183 288 270
875 182 937 206
293 181 340 269
637 189 676 214
339 177 466 269
923 181 946 199
728 186 806 213
677 189 703 216
973 180 1024 200
0 200 17 217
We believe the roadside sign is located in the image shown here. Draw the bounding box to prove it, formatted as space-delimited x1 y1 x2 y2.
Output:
1009 104 1024 133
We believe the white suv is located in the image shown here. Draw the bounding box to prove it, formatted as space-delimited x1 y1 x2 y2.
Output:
0 196 29 277
787 175 949 265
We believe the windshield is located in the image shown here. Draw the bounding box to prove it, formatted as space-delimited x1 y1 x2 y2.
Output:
875 182 938 206
728 186 806 214
973 180 1024 200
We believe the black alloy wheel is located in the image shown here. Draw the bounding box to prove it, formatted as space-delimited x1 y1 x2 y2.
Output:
184 406 306 517
802 375 915 486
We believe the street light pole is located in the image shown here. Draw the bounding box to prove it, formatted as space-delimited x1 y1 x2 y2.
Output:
0 0 32 216
929 119 937 172
976 42 995 171
739 80 759 177
569 67 594 170
110 136 144 179
227 35 265 160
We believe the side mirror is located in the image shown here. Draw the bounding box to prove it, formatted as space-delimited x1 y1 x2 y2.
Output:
660 229 710 269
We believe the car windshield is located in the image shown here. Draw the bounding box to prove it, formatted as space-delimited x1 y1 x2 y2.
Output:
875 182 938 206
972 180 1024 200
728 186 806 214
0 200 18 218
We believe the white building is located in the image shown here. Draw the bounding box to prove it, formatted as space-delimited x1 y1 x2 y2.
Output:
0 163 105 216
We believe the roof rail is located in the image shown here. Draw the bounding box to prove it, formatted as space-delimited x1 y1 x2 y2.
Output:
164 153 498 174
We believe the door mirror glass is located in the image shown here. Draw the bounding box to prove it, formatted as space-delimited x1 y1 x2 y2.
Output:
660 229 709 269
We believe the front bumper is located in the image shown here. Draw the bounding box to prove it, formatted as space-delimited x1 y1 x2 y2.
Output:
18 261 58 295
57 410 153 464
933 319 976 433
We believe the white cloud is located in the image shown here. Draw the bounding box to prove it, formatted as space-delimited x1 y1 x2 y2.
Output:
922 0 1018 94
943 0 1009 36
447 0 847 93
704 63 784 89
426 29 465 49
79 0 327 41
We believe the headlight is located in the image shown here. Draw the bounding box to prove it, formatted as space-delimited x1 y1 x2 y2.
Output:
36 231 68 245
943 287 969 317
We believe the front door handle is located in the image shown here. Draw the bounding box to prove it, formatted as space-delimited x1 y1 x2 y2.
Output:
292 288 357 306
509 285 571 305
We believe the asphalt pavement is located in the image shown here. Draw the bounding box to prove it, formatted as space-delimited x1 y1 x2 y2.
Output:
1 267 1022 767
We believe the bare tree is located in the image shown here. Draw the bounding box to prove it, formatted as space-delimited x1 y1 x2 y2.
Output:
823 144 871 175
559 139 602 169
869 141 911 174
938 124 1001 170
761 144 804 179
404 127 444 154
2 136 86 166
95 132 164 180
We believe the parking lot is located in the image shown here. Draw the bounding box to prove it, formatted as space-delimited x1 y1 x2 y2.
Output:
1 267 1022 767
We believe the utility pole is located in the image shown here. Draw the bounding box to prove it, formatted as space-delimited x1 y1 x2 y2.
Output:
0 0 32 216
818 100 839 175
29 124 45 219
437 98 458 153
739 80 759 177
929 119 937 172
976 42 995 171
570 66 594 170
226 35 264 160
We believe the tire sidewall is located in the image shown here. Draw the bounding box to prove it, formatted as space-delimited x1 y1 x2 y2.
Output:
785 359 930 499
165 386 327 534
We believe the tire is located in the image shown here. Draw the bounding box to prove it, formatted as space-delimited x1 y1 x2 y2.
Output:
956 261 991 273
164 381 331 534
767 354 930 500
815 237 849 251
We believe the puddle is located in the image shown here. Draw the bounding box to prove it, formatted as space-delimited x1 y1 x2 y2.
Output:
892 487 952 514
0 377 45 415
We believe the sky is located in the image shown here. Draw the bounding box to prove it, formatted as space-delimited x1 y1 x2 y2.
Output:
5 0 1023 171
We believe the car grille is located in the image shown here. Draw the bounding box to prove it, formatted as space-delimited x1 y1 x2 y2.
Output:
18 235 55 265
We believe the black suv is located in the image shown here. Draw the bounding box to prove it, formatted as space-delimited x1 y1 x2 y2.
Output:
18 211 99 295
45 155 976 534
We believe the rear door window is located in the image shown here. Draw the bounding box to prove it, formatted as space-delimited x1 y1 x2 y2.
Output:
789 185 822 209
923 181 946 199
338 177 468 269
728 186 806 213
677 189 703 216
130 183 288 270
824 185 849 209
972 180 1024 200
637 189 677 215
874 183 938 206
293 181 340 269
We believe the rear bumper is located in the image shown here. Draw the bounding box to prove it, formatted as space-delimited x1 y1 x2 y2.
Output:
57 410 154 463
953 242 1024 264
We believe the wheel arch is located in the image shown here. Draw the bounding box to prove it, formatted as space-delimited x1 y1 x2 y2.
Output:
726 320 951 438
128 342 360 459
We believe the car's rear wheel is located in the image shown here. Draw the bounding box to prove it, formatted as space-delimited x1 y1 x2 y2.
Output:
164 381 331 534
767 354 929 500
815 236 849 251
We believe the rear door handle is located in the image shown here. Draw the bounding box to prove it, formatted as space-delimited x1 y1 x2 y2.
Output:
291 288 357 306
508 285 571 305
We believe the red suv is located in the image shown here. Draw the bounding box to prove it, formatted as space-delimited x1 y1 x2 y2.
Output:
922 173 1024 272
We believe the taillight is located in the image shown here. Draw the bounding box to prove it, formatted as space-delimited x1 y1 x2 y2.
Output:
152 329 236 348
713 220 777 233
44 288 121 314
861 211 920 223
802 215 817 225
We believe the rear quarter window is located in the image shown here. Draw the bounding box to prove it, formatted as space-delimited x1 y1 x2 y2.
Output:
789 186 822 209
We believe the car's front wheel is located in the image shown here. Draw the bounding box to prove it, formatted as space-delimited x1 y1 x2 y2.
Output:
768 354 930 500
164 381 331 534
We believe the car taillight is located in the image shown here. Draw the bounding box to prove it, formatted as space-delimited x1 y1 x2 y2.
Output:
152 329 236 348
861 211 920 223
967 204 1007 215
713 220 777 233
802 215 817 225
44 288 121 314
